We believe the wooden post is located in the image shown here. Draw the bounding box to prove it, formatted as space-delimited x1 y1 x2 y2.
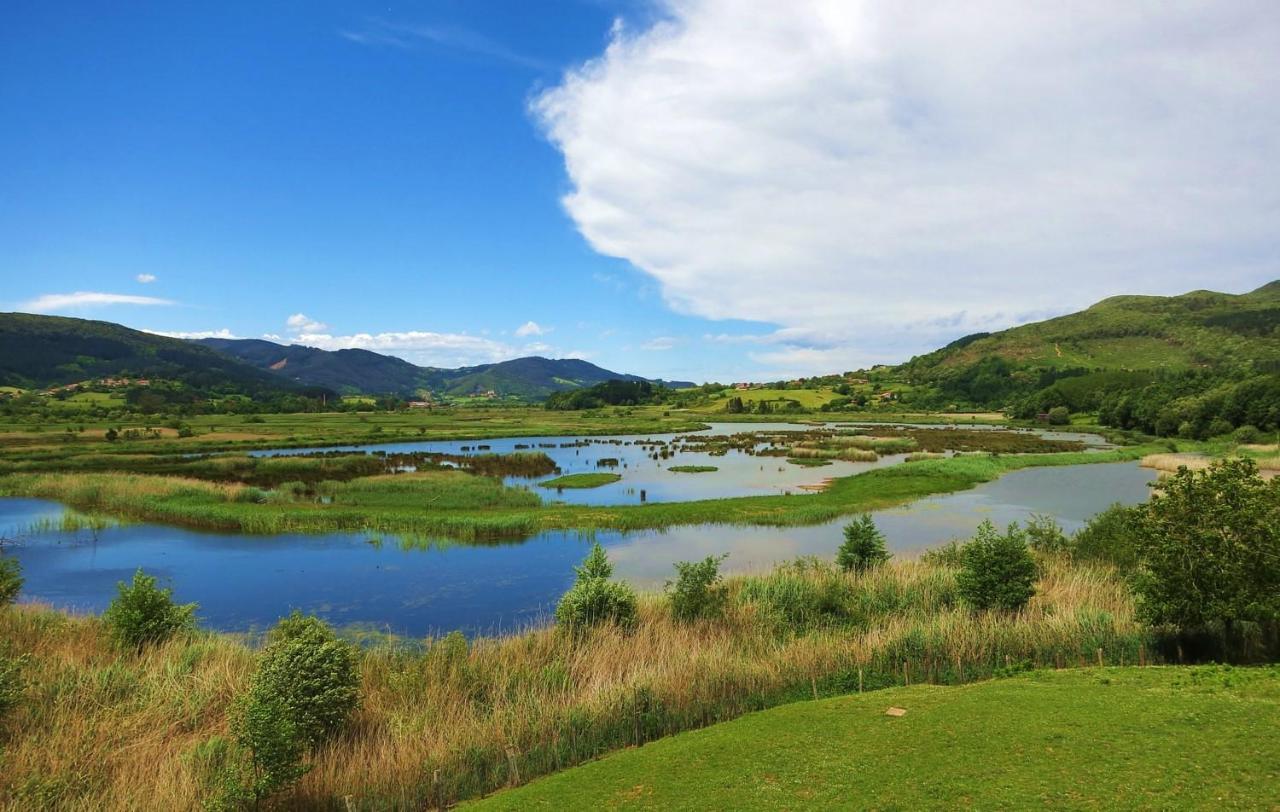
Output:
1005 654 1012 670
858 668 864 693
1096 648 1104 668
904 660 910 686
506 748 520 787
1139 644 1146 667
811 675 819 701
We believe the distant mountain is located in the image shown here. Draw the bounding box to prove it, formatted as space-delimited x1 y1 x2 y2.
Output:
197 337 695 399
0 313 308 398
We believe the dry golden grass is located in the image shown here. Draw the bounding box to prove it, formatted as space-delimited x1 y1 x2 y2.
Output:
1142 453 1277 480
0 557 1147 810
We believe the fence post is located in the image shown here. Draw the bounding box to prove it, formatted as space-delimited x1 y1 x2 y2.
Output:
904 660 910 686
1139 644 1146 667
858 668 864 693
1096 648 1104 668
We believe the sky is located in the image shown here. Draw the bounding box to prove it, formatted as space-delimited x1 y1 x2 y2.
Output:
3 1 1278 383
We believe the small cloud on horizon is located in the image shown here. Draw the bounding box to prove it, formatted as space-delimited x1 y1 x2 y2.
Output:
145 328 237 340
135 273 157 284
286 313 329 334
515 320 549 337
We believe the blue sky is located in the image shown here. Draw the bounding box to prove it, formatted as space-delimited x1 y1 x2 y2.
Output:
4 2 1277 382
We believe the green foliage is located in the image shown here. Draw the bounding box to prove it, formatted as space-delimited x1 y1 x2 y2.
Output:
556 544 638 629
1130 459 1280 630
835 514 890 574
1047 406 1070 425
251 612 361 748
1024 514 1070 554
0 644 26 721
211 694 310 810
546 380 665 410
101 570 196 650
1070 503 1143 568
956 521 1037 612
666 555 728 622
0 555 22 607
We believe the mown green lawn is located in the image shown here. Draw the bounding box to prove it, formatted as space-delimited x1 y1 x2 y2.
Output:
471 666 1280 810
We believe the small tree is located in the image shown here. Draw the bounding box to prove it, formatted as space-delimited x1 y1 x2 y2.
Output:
835 514 890 573
215 693 310 809
1047 406 1070 425
251 612 360 747
0 555 21 607
102 569 196 649
1024 513 1069 554
556 543 638 629
956 520 1037 612
1131 459 1280 632
104 427 119 442
667 554 728 622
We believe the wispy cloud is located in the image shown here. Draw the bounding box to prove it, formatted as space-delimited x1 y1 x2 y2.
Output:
340 20 549 70
640 336 679 351
135 273 157 284
145 328 238 340
23 291 175 313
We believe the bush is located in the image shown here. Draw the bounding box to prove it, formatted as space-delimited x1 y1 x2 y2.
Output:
1206 417 1234 438
102 570 197 650
556 543 639 629
0 555 22 608
1047 406 1070 425
209 694 310 810
1130 458 1280 631
956 520 1037 612
251 612 360 748
1025 514 1069 554
667 554 728 622
835 514 890 573
1233 425 1263 444
1071 503 1142 568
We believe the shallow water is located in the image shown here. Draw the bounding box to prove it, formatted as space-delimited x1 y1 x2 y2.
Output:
1 461 1154 638
248 421 1108 506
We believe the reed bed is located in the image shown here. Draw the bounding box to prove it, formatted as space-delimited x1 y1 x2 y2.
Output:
0 556 1150 810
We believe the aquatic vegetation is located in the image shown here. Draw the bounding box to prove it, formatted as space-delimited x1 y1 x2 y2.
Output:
668 465 718 473
539 473 622 489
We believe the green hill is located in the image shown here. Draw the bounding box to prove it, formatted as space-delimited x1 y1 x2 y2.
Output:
472 666 1280 810
0 313 308 399
904 281 1280 378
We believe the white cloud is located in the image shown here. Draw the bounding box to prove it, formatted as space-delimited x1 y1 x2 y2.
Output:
289 329 518 368
515 320 549 337
286 313 329 334
135 273 157 284
640 336 679 351
145 328 238 340
23 291 176 312
534 1 1280 371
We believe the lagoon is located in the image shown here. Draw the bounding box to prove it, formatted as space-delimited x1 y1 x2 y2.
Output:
1 460 1154 638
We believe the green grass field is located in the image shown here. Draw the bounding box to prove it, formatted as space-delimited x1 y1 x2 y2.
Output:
472 665 1280 810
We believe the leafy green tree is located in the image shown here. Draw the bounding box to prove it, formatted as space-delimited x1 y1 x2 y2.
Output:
251 612 360 748
956 521 1037 612
102 570 196 650
0 555 21 607
835 515 890 573
1047 406 1070 425
556 543 638 629
1070 503 1143 568
213 693 310 809
1131 459 1280 631
667 554 728 622
1024 514 1070 554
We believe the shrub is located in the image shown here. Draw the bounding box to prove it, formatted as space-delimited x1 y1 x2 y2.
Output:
0 555 22 608
919 540 964 567
1233 425 1263 444
556 543 639 629
251 612 360 748
104 427 118 442
102 570 197 650
835 514 890 573
667 554 728 622
1206 417 1234 438
1130 458 1280 631
956 520 1037 612
211 694 310 810
1047 406 1070 425
1071 503 1142 568
1025 513 1069 554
